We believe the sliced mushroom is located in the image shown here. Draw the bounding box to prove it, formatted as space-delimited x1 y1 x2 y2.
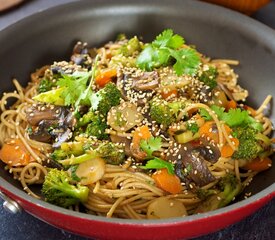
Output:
26 105 74 126
26 105 75 145
107 102 143 132
71 41 92 67
117 70 159 105
147 197 187 219
167 142 216 187
110 135 131 156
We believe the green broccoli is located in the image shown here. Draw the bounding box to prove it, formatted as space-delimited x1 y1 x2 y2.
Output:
198 66 218 89
232 126 263 160
38 78 57 93
119 36 142 57
195 174 242 213
96 142 125 165
149 98 185 126
57 141 125 166
85 115 108 140
93 83 121 116
51 141 87 161
42 168 89 208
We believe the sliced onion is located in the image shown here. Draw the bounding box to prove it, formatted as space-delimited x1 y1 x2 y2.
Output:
107 102 143 132
147 197 187 219
75 157 105 185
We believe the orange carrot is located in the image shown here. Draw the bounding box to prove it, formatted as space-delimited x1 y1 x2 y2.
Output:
243 105 256 116
243 157 272 172
152 169 182 194
221 138 239 158
226 99 237 110
160 89 178 99
131 126 152 160
0 139 35 166
199 121 219 143
95 69 117 88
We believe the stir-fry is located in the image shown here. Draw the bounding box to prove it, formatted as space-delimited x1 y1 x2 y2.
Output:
0 29 273 219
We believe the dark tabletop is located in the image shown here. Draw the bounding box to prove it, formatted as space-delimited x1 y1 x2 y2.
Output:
0 0 275 239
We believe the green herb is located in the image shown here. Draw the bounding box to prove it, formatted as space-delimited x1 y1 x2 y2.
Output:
140 136 162 157
136 29 200 76
199 105 263 131
186 122 199 134
141 158 175 175
56 55 99 110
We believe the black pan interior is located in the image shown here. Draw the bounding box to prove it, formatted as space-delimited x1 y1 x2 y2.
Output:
0 0 274 200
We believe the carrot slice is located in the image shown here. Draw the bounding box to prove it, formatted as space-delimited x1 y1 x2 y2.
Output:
243 157 272 172
160 89 178 99
95 69 117 88
226 99 237 110
0 139 35 166
131 126 152 160
152 169 182 194
199 121 219 143
221 138 239 158
243 105 256 116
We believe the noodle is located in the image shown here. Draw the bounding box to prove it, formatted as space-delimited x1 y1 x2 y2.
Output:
0 30 273 220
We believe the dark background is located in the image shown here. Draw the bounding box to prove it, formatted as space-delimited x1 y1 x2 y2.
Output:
0 0 275 239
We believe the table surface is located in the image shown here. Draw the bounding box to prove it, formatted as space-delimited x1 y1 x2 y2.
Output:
0 0 275 239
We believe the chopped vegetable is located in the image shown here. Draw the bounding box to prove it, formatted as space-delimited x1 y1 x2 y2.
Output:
0 139 36 166
91 82 121 116
152 168 182 194
198 66 218 89
243 157 272 172
95 68 117 88
33 87 65 106
232 126 263 160
107 102 143 132
147 197 187 219
42 168 89 208
75 157 106 185
119 36 142 57
195 174 241 213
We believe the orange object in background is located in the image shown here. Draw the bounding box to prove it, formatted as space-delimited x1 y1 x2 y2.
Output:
202 0 271 15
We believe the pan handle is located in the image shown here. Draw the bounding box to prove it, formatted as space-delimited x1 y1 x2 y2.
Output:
0 190 22 214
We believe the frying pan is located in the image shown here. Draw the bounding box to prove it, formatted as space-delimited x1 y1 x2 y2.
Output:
0 0 274 239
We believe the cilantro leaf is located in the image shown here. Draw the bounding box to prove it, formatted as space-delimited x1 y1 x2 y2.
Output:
57 72 92 106
186 122 199 134
170 48 200 76
199 105 263 131
140 136 162 157
136 29 200 76
141 158 175 175
152 29 184 49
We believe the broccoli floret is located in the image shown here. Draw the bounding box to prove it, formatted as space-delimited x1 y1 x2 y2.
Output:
94 83 121 116
149 98 185 126
85 115 108 140
51 142 86 161
38 78 57 93
119 36 142 57
195 174 241 213
232 126 263 160
42 168 89 208
96 142 125 165
76 110 108 140
198 66 218 89
56 141 125 166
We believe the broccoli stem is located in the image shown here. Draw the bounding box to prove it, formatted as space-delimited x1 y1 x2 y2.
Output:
58 152 99 166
